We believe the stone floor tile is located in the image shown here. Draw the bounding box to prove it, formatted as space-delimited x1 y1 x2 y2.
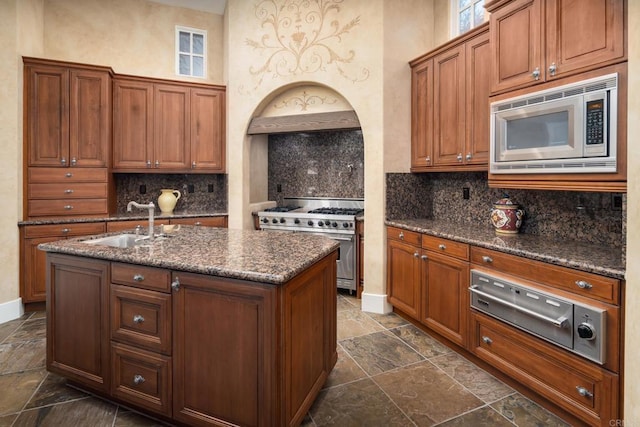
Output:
309 378 412 426
374 361 483 426
430 352 514 403
0 339 46 375
0 315 29 344
0 369 47 416
340 330 423 376
491 393 571 427
366 312 410 329
5 318 46 343
436 405 514 426
300 413 316 426
337 295 358 312
336 308 385 340
24 372 88 410
26 312 46 320
114 408 172 426
323 344 367 389
12 396 117 427
390 324 452 359
0 413 18 427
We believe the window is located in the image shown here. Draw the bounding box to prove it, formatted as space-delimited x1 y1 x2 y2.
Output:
451 0 486 37
176 26 206 78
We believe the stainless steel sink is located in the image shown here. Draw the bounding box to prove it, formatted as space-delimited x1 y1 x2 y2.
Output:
83 234 145 248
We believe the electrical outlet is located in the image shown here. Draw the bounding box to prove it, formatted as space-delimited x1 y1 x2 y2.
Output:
139 185 146 194
187 184 195 193
611 194 623 210
208 184 214 193
277 184 282 193
463 187 470 200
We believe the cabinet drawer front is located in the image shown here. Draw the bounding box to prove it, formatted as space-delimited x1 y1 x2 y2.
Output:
29 167 108 183
422 235 469 260
387 226 421 246
168 216 227 227
472 312 618 425
111 263 171 292
470 247 620 304
28 199 108 217
111 285 171 354
23 222 105 238
111 343 171 416
28 183 108 199
106 220 150 232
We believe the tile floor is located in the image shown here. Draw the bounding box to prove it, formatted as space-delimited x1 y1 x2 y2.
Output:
0 293 571 426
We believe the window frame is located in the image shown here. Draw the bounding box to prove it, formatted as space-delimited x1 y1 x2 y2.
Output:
450 0 487 38
175 25 207 78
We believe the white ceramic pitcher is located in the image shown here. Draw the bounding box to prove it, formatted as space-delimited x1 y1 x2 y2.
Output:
158 189 181 214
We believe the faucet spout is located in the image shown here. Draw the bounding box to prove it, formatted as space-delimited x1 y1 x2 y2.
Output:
127 201 155 240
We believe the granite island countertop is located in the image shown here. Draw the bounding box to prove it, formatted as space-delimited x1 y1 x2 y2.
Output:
386 219 625 280
38 226 339 285
18 210 227 226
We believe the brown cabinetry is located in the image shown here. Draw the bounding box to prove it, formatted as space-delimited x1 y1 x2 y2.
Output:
168 216 227 227
113 77 225 173
410 24 490 171
486 0 626 94
387 227 422 320
21 222 105 304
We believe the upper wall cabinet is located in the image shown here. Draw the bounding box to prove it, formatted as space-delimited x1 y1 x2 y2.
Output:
25 58 111 168
410 23 490 172
486 0 626 94
113 77 225 173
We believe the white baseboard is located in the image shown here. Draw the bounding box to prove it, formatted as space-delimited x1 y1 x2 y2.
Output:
0 298 25 324
360 292 393 314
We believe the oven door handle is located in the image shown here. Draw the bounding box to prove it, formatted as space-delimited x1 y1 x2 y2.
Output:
328 236 354 242
469 286 568 328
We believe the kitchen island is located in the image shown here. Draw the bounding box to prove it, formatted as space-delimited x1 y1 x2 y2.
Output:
39 226 339 427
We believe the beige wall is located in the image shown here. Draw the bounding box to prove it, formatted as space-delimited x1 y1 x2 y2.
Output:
43 0 224 83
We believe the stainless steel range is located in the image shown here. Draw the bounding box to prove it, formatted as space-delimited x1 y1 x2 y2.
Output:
257 197 363 292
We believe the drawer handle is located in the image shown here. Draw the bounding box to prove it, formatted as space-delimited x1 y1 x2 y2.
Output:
61 228 70 233
65 172 73 178
482 336 493 345
64 189 74 194
133 374 146 385
195 221 202 226
133 314 145 324
399 232 404 240
575 280 593 290
171 277 181 292
63 205 73 210
421 255 427 260
438 244 446 250
482 256 493 263
576 386 593 398
133 274 144 282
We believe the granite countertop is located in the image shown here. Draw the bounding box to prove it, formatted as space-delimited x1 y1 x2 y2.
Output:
38 226 339 285
386 219 625 280
18 210 228 226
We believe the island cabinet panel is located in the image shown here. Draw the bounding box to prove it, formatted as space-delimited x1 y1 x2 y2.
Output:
172 273 278 427
46 254 110 393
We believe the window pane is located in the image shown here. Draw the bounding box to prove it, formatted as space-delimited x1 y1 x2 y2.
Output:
459 8 471 33
193 56 204 77
193 34 204 55
179 54 190 74
474 1 485 25
179 32 190 53
459 0 471 9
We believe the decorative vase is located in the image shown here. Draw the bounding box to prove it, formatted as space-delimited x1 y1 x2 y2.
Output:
490 195 524 234
158 189 181 214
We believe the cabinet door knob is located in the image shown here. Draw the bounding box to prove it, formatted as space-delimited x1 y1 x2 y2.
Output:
61 157 67 165
465 153 472 161
425 156 431 163
146 160 151 168
194 221 202 226
575 280 593 290
155 160 160 167
133 374 146 385
576 386 593 398
421 254 428 260
70 157 77 166
456 153 463 162
482 336 493 345
482 255 493 263
438 244 446 250
133 314 145 324
548 62 557 76
133 274 144 282
64 189 74 194
61 228 70 233
399 232 404 240
532 67 540 80
171 277 181 292
413 252 420 258
65 172 73 178
192 161 197 168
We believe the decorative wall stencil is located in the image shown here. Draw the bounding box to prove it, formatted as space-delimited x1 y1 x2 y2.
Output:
246 0 370 87
273 90 338 111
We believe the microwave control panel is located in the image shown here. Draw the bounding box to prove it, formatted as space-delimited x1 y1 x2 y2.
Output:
585 99 606 153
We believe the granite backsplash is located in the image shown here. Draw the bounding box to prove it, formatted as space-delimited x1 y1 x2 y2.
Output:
268 130 364 205
113 173 227 213
386 172 625 250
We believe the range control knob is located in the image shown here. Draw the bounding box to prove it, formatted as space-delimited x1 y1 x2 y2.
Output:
577 323 596 340
332 222 338 227
307 220 314 226
272 218 278 224
294 219 300 224
318 221 324 226
279 218 286 223
343 222 349 228
261 218 269 224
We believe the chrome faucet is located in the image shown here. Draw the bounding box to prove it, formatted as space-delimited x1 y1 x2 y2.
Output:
127 201 155 240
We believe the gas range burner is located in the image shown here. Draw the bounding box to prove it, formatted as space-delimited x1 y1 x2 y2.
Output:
307 207 364 216
263 205 301 213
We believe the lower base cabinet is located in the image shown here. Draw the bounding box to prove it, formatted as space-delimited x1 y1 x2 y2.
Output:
47 251 337 427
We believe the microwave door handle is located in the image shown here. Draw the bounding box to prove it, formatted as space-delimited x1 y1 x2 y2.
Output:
469 287 568 328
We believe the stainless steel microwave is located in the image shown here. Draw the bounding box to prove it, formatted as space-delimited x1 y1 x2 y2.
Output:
490 73 618 174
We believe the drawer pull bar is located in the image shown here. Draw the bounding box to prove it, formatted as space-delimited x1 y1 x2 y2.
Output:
469 286 568 328
482 256 493 263
575 280 593 290
133 374 145 385
482 336 492 345
133 274 144 282
438 244 446 250
133 315 145 324
576 386 593 398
